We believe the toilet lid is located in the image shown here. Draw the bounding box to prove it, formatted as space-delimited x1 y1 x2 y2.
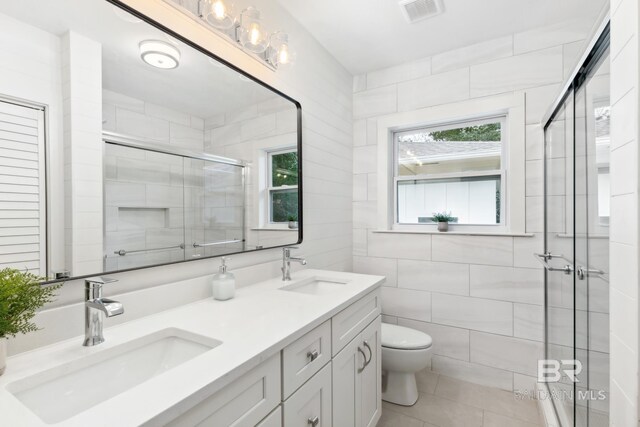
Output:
381 323 432 350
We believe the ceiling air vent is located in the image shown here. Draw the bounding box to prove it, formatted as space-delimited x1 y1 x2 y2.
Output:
398 0 444 24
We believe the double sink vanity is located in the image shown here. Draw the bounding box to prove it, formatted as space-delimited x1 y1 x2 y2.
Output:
0 270 383 426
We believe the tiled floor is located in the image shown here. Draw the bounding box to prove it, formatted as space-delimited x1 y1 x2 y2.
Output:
378 371 543 427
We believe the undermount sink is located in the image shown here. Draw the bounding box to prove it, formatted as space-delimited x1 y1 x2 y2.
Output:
8 328 221 424
280 276 348 295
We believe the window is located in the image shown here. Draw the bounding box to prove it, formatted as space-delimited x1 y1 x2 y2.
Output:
267 148 298 223
394 117 506 226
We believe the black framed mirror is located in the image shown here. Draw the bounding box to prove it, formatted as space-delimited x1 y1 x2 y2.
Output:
0 0 302 282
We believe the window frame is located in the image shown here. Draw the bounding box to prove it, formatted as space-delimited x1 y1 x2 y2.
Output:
375 93 526 234
392 116 507 227
266 147 298 225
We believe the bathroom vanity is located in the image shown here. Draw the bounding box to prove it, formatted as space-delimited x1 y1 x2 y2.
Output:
0 270 383 426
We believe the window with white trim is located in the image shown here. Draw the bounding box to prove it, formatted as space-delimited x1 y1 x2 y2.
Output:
267 148 298 223
394 116 506 226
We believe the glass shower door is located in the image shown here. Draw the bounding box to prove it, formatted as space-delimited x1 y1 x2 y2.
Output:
544 92 576 427
542 36 610 427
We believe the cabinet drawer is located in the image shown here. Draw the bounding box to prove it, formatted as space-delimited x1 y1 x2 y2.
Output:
165 353 281 427
283 362 332 427
331 289 381 356
282 320 331 399
257 406 282 427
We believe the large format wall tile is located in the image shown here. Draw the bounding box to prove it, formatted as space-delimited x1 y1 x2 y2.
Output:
431 293 513 336
431 36 513 74
397 68 469 112
470 331 544 377
368 231 431 260
397 318 470 361
398 259 469 296
381 287 432 322
470 47 563 97
353 85 397 119
431 355 514 391
431 235 513 266
470 265 544 305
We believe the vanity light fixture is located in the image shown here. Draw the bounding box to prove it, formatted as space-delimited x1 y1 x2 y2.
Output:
196 1 293 70
200 0 235 29
267 32 294 67
237 7 268 53
139 40 181 69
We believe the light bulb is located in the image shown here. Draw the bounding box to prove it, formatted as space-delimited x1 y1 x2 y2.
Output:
278 44 290 64
249 23 261 45
213 0 225 19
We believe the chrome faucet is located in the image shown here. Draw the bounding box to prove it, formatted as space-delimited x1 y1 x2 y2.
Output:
282 246 306 281
83 277 124 347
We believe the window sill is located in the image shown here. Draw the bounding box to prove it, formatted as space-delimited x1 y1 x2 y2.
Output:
251 227 298 232
373 229 534 237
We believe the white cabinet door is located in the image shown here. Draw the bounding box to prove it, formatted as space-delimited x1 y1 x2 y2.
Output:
332 330 363 427
283 362 332 427
359 317 381 427
257 406 282 427
331 316 381 427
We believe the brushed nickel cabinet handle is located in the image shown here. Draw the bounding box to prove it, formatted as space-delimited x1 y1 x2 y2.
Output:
308 416 319 426
307 349 319 362
357 346 367 373
363 341 373 368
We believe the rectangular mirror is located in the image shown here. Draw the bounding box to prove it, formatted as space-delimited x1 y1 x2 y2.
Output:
0 0 302 280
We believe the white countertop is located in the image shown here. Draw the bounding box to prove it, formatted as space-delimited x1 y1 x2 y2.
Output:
0 269 384 426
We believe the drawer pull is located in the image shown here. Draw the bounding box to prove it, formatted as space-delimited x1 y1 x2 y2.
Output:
357 346 367 373
307 349 319 362
308 416 319 426
363 341 373 368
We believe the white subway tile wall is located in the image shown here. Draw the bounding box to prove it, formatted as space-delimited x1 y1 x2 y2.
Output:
352 26 594 390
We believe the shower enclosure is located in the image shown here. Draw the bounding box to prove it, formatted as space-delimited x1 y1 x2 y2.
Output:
103 135 246 271
540 25 610 427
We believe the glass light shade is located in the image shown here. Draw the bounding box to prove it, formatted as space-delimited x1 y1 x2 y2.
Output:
199 0 234 30
139 40 180 69
238 7 268 53
268 32 295 67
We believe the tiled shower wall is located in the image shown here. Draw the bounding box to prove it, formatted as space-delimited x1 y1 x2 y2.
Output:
609 0 640 423
352 23 598 391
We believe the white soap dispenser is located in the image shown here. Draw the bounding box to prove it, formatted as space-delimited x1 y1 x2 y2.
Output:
212 257 235 301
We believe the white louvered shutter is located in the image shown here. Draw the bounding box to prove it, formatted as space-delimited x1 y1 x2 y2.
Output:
0 100 45 275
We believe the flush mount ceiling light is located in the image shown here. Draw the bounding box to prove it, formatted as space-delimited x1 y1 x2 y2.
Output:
195 1 293 70
139 40 181 69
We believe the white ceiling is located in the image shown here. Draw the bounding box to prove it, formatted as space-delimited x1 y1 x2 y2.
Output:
0 0 282 118
277 0 607 74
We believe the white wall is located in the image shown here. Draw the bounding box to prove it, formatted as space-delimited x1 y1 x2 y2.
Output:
352 24 597 391
609 0 639 423
7 0 353 356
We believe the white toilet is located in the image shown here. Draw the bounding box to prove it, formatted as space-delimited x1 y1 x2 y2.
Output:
381 323 433 406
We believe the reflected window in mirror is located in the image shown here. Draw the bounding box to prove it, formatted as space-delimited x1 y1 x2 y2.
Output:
267 148 298 224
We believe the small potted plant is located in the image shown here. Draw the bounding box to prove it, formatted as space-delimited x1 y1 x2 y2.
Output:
0 268 62 375
287 215 298 229
432 211 455 232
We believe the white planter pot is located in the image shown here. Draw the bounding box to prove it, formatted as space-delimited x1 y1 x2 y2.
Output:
0 338 6 376
437 222 449 232
288 221 298 229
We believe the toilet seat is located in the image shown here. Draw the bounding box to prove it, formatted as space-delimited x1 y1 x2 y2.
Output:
381 323 432 350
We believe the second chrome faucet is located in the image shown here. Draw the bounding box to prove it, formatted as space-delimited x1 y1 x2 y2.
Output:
282 247 306 281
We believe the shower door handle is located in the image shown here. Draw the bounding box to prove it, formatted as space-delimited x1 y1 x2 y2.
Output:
576 266 606 280
534 253 573 275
